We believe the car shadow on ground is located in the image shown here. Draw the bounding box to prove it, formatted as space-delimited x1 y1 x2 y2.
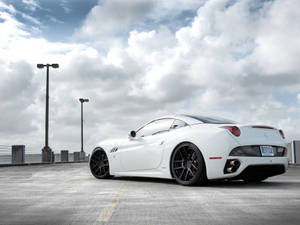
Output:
112 176 178 185
205 179 300 189
111 176 300 189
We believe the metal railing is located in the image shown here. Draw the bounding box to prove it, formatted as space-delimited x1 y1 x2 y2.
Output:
0 145 12 164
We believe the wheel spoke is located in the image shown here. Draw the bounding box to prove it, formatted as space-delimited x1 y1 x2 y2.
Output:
179 168 186 179
191 152 196 160
174 166 184 170
91 163 99 170
184 169 189 181
174 160 184 163
191 163 198 170
95 167 100 174
91 161 97 168
181 147 188 159
188 168 195 177
178 150 185 160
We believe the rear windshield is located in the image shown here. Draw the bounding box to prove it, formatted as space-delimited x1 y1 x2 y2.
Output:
183 114 236 124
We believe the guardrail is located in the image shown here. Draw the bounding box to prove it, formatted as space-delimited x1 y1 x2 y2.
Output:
0 145 12 164
0 145 89 165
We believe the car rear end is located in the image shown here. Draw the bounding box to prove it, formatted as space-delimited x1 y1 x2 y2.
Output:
221 125 288 181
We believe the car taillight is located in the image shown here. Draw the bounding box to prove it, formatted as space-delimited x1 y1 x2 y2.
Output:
221 126 241 137
279 129 285 139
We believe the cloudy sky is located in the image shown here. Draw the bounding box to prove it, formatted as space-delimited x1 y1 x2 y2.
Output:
0 0 300 154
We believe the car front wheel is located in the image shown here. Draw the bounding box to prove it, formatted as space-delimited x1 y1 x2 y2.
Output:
89 148 112 179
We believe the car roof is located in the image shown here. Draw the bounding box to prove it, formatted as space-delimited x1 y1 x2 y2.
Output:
155 114 236 125
155 114 203 125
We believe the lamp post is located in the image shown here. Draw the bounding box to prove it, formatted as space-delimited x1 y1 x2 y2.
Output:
37 63 59 163
79 98 89 160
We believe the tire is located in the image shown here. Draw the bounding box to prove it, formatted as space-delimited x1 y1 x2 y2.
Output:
243 176 268 183
89 148 112 179
171 142 207 186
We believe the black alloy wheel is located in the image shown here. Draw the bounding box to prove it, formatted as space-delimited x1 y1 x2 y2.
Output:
171 143 207 186
90 148 111 179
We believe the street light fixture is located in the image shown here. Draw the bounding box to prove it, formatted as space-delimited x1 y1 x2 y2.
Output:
37 63 59 163
79 98 89 158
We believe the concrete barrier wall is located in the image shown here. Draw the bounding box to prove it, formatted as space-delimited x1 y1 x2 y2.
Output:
1 148 84 165
61 150 69 162
74 152 80 162
11 145 25 164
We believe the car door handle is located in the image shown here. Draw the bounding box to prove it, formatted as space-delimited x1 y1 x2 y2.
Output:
159 140 164 145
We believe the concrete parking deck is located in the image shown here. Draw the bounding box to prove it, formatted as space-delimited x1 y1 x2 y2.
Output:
0 163 300 225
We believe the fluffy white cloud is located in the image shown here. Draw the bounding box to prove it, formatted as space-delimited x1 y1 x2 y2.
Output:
76 0 154 38
0 1 16 14
76 0 205 41
254 0 300 76
297 94 300 104
22 0 40 12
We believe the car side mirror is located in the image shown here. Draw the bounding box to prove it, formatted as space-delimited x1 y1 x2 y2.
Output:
129 130 136 139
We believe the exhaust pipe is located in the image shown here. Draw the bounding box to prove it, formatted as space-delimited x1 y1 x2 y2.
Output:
224 159 241 174
230 160 240 167
227 167 233 173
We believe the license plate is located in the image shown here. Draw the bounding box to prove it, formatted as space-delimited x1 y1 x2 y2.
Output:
260 146 274 157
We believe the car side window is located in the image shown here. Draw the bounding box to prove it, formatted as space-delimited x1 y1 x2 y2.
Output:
170 119 188 130
136 119 174 137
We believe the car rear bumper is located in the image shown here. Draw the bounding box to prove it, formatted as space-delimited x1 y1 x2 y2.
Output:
230 164 286 180
207 156 288 180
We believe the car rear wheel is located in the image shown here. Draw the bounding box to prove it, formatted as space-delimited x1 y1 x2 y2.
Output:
90 148 112 179
171 143 207 186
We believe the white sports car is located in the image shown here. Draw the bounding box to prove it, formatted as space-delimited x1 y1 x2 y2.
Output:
89 114 288 185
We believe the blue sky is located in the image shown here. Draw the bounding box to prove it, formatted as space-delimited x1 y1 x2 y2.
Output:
0 0 300 153
3 0 98 41
2 0 199 42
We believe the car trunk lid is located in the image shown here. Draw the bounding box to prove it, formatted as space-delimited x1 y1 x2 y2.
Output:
222 124 286 146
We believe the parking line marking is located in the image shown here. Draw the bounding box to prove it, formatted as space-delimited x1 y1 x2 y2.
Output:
100 182 127 222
